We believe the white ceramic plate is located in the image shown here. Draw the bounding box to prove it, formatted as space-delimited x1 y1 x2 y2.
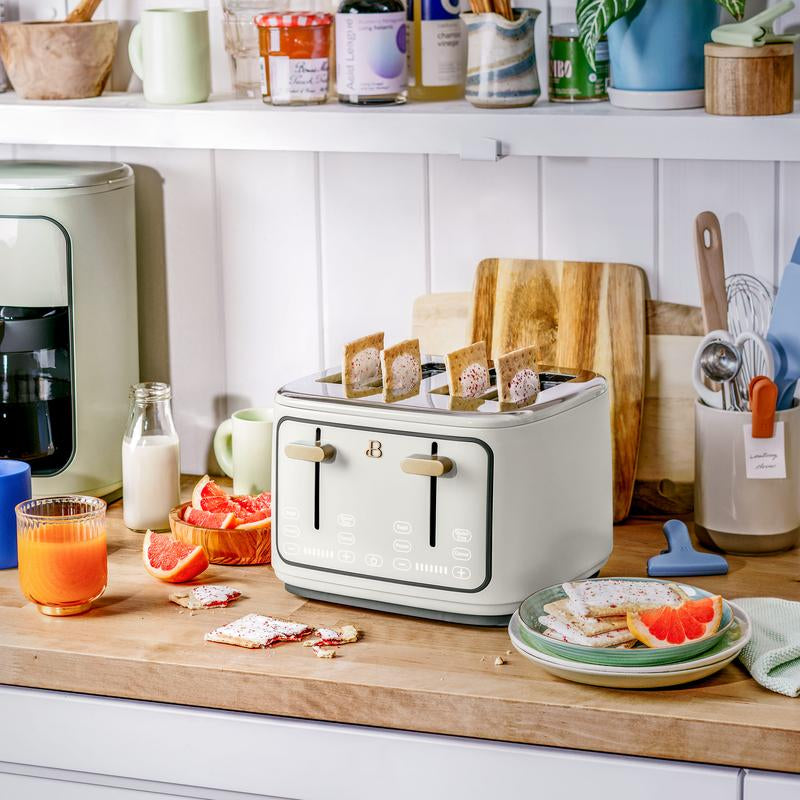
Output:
509 602 751 676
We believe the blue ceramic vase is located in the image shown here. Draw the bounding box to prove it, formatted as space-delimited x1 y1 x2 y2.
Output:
607 0 721 91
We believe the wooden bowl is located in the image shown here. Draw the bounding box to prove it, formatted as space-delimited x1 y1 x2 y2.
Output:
169 503 272 566
0 21 118 100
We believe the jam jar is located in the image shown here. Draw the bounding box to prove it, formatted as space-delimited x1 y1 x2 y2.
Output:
255 12 332 105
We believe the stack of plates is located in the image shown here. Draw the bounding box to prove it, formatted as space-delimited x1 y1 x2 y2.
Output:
509 579 752 689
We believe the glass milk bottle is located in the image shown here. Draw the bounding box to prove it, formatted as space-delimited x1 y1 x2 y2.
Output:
122 382 180 531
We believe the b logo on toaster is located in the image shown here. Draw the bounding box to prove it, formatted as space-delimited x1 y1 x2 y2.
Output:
365 440 383 458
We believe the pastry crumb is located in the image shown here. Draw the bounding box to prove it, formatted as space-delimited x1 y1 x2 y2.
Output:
505 650 512 655
494 656 505 666
313 645 336 658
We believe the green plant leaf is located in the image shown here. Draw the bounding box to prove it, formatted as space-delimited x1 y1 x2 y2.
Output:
715 0 746 21
576 0 638 69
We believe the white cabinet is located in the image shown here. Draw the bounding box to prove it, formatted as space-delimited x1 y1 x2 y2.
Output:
745 769 800 799
0 686 742 800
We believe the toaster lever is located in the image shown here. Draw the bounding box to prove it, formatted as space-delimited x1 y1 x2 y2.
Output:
285 442 336 463
401 455 453 477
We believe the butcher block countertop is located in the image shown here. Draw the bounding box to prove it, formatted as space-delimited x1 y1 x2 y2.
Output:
0 479 798 774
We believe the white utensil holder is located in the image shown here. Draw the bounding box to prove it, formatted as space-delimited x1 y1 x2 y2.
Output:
694 399 800 553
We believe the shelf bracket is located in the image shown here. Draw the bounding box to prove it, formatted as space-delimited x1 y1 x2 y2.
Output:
459 137 505 162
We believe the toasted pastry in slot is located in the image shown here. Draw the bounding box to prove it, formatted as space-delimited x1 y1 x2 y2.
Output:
496 345 540 407
342 332 384 391
381 338 422 402
445 341 490 398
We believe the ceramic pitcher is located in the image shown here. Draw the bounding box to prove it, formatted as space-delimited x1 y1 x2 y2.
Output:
462 10 540 108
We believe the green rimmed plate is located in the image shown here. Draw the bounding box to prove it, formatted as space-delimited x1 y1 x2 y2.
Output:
518 577 734 668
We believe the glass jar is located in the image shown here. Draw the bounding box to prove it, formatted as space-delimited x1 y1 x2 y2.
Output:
122 382 180 532
256 12 333 106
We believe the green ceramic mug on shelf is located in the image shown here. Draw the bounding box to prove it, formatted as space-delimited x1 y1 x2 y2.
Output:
128 8 211 105
213 408 273 496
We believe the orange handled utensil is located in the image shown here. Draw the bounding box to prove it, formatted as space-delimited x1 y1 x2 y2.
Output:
749 376 778 438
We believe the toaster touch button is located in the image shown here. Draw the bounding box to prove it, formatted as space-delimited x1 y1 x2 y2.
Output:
452 528 472 543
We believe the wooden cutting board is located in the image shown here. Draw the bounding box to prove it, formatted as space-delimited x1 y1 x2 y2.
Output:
469 258 647 522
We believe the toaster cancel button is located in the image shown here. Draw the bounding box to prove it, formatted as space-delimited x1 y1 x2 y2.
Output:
452 547 472 561
452 566 472 580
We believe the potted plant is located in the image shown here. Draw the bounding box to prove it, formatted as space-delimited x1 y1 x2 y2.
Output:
577 0 745 108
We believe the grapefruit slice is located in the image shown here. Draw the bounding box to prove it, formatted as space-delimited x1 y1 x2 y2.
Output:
143 529 209 583
191 475 229 510
235 515 272 531
183 507 238 529
627 595 723 648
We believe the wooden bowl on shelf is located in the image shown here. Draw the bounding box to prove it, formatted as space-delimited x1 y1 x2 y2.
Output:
0 21 118 100
169 503 272 566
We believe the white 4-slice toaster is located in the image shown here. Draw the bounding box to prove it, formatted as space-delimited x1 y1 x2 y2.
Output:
271 361 613 625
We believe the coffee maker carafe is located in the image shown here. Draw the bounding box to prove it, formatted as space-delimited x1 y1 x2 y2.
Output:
0 305 72 473
0 161 139 497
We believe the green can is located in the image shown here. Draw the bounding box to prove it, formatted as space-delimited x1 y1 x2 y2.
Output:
549 23 609 103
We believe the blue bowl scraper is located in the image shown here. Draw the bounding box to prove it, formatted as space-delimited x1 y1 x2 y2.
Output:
647 520 728 577
768 236 800 410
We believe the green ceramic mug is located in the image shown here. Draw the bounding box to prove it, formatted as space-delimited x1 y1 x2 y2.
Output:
128 8 211 104
213 408 273 496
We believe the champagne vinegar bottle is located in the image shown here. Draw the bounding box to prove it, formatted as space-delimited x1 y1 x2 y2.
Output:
407 0 466 101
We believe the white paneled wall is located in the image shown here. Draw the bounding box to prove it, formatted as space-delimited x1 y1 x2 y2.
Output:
6 1 800 473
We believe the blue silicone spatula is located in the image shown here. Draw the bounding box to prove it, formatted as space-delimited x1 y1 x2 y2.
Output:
647 520 728 577
768 237 800 410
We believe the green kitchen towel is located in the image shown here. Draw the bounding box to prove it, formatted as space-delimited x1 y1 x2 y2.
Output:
734 597 800 697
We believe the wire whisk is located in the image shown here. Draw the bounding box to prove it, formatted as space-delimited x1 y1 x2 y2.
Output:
725 273 774 401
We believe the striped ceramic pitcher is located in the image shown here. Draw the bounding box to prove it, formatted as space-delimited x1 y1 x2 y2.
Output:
462 9 540 108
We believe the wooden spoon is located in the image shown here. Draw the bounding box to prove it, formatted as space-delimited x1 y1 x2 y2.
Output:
694 211 728 334
66 0 104 23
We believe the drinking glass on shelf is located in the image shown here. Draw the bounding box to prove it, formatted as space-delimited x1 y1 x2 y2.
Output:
222 0 274 98
16 496 107 617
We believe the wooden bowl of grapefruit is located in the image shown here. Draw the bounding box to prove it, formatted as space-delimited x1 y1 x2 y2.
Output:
169 476 271 566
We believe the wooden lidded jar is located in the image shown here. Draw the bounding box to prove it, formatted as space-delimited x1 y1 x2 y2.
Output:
705 42 794 116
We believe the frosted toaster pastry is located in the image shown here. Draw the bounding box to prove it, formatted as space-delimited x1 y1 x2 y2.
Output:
542 598 627 635
170 585 241 610
343 332 384 388
496 345 540 407
381 338 422 403
563 579 686 618
204 614 312 649
539 615 636 647
446 341 490 398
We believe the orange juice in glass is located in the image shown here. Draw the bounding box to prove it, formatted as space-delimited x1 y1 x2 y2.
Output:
16 496 107 616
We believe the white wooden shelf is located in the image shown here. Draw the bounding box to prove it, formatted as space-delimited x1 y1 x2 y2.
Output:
1 91 800 161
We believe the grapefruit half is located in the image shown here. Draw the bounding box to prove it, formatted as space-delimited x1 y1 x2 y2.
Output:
627 595 723 648
143 529 209 583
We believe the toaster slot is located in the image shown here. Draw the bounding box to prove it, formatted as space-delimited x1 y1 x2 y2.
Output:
284 426 336 531
314 427 320 530
429 442 438 548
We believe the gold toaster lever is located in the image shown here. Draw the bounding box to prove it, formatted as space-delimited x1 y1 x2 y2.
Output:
285 442 336 462
401 455 453 477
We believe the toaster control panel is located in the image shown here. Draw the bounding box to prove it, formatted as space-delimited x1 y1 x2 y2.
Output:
274 418 493 593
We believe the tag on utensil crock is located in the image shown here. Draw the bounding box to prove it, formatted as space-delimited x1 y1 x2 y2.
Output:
743 421 787 479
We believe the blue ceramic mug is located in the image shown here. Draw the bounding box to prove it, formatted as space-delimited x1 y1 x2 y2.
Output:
0 460 32 569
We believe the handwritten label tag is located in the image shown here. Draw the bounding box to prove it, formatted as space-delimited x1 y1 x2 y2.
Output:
743 421 786 479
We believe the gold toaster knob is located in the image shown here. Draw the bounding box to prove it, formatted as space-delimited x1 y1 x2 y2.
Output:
401 455 454 477
285 442 336 462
